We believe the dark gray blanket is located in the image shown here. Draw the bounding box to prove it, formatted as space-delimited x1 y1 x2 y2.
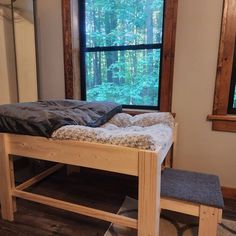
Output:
0 100 122 137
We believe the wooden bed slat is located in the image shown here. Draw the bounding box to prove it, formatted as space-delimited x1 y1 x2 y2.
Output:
160 197 199 217
12 189 138 229
16 164 64 191
8 134 140 176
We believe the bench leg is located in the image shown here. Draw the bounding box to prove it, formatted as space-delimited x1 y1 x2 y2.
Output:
0 134 15 221
138 151 161 236
198 205 219 236
9 159 17 213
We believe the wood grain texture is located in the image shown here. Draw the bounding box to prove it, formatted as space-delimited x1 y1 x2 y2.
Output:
12 189 137 229
138 151 161 236
0 134 14 221
16 164 64 191
210 0 236 132
212 120 236 132
198 206 219 236
207 114 236 121
160 0 178 112
10 158 17 213
70 0 81 99
6 134 140 176
161 197 199 217
222 186 236 200
62 0 74 99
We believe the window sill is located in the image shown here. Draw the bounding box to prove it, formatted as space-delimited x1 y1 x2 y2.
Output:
207 115 236 132
123 108 176 118
123 108 159 115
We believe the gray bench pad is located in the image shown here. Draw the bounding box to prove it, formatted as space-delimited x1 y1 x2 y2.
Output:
161 168 224 209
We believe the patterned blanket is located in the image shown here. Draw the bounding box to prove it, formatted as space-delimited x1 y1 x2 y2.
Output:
52 112 174 151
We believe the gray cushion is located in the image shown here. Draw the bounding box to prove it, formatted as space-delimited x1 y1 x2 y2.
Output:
161 168 224 209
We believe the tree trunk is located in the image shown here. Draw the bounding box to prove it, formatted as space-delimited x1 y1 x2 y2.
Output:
104 3 118 83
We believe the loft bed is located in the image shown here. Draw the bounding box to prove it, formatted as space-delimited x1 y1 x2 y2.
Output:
0 100 177 236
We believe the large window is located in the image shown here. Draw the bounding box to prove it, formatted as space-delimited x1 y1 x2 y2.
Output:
62 0 178 111
228 38 236 114
79 0 164 109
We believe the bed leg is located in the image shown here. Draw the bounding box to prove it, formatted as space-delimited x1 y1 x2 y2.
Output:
0 134 15 221
9 158 17 213
198 205 219 236
138 151 161 236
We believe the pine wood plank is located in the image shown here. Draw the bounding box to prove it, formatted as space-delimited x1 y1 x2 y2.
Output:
7 134 140 176
12 189 138 229
138 151 161 236
198 205 219 236
16 164 64 191
0 134 14 221
160 197 199 217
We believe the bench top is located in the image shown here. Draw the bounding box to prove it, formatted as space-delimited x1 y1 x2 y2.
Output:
161 168 224 209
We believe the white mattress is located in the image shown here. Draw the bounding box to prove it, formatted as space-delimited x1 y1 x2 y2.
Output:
52 112 174 151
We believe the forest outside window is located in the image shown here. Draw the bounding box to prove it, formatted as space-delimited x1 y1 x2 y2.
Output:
62 0 178 111
80 0 164 109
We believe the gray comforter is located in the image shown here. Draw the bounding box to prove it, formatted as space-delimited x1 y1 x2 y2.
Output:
0 100 122 137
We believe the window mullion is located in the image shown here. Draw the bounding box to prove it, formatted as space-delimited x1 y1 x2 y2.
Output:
84 44 162 53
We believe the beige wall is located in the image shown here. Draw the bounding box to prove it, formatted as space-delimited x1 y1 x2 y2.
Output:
36 0 65 100
0 0 38 104
172 0 236 188
0 1 18 104
14 0 38 102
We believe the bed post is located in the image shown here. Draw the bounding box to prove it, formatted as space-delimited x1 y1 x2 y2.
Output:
138 151 161 236
0 134 15 221
172 123 178 167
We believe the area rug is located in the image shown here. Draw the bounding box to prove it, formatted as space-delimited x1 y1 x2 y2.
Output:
104 197 236 236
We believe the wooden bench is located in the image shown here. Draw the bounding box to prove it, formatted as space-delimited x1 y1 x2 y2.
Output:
160 168 224 236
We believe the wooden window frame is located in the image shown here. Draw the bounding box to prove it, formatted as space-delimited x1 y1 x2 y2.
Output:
207 0 236 132
62 0 178 112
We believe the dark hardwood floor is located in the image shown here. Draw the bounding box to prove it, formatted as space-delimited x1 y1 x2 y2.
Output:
0 167 235 236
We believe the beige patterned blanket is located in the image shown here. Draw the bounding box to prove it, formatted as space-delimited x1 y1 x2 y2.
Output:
52 112 174 151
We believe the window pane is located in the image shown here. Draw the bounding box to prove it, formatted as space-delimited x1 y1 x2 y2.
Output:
233 85 236 108
85 0 164 47
86 49 161 106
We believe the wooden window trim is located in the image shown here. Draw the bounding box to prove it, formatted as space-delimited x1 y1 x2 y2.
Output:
207 0 236 132
62 0 178 112
62 0 74 99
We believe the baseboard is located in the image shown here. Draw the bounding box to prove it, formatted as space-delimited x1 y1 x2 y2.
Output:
222 186 236 200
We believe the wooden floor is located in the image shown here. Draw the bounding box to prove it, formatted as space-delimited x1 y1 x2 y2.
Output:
0 166 236 236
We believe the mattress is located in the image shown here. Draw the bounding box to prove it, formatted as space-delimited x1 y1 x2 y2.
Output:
52 112 175 151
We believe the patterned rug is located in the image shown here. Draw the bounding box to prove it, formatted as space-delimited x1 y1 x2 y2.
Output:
104 197 236 236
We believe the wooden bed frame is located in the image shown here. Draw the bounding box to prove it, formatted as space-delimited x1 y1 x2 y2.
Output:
0 124 177 236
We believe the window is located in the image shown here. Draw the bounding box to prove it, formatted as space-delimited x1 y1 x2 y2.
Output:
79 0 164 109
207 0 236 132
228 38 236 114
62 0 178 111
